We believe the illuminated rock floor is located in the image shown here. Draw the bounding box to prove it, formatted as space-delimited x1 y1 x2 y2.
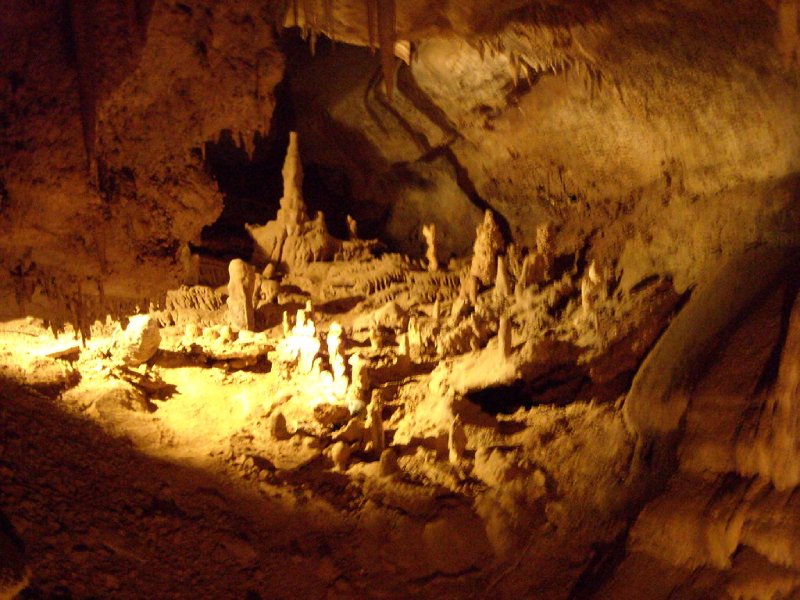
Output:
0 247 656 599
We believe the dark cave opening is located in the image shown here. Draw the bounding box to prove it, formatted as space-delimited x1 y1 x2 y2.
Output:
199 33 371 263
466 381 532 415
467 369 591 416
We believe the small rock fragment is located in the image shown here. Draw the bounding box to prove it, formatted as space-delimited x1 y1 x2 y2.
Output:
329 441 350 472
379 448 399 477
114 314 161 366
313 403 351 428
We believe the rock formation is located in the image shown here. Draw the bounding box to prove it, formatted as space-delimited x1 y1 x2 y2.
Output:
113 314 161 367
470 210 505 288
422 223 439 272
226 259 256 331
245 132 339 271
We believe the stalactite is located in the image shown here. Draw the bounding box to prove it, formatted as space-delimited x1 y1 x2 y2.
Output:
776 0 800 69
510 52 519 86
69 0 97 177
376 0 396 99
323 0 334 44
310 30 318 55
366 0 376 53
292 0 299 27
301 0 311 38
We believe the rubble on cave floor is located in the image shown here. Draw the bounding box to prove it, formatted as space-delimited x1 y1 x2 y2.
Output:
0 132 684 600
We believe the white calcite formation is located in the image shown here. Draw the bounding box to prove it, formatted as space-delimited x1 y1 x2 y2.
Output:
113 314 161 366
422 223 439 272
470 210 505 287
226 258 256 331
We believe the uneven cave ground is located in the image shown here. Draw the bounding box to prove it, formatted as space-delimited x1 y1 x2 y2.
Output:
0 247 680 600
1 1 800 600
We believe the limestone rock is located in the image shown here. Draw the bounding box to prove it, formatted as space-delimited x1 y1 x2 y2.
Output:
114 314 160 366
379 448 400 477
269 412 291 441
227 259 256 331
470 210 505 287
313 403 351 428
76 379 149 415
329 441 351 472
448 416 467 464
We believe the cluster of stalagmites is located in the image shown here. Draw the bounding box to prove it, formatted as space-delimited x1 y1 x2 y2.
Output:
36 131 617 480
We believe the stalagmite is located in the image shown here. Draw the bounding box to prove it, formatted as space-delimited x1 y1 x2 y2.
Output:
495 255 512 299
246 132 340 270
282 132 305 218
376 0 397 99
379 448 399 476
347 353 369 414
347 215 358 239
269 412 291 441
448 416 467 464
330 441 350 471
282 311 291 336
366 391 385 457
470 210 505 287
498 315 511 357
422 223 439 272
226 259 256 331
327 322 348 397
578 261 602 330
179 243 200 286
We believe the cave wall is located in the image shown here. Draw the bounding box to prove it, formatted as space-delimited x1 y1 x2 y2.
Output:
0 0 283 325
283 0 800 291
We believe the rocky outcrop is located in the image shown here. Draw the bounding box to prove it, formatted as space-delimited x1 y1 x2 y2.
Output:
0 0 284 324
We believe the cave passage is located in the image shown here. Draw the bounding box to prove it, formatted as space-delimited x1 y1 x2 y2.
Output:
200 34 377 262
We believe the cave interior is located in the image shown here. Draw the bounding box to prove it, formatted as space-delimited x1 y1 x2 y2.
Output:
1 0 800 599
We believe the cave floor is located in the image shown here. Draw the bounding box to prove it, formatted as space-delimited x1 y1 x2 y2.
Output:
0 313 632 599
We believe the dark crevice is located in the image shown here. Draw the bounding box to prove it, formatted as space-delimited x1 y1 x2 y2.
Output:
569 528 629 600
419 145 513 242
467 370 588 416
371 58 513 241
754 271 800 394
